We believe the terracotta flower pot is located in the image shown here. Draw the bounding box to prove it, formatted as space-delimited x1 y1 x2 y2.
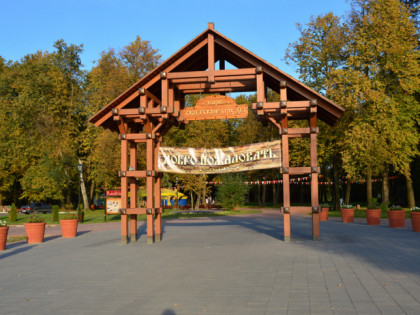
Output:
387 210 405 228
320 208 329 221
410 212 420 232
60 219 78 238
341 208 355 223
24 222 46 243
366 209 382 225
0 226 9 250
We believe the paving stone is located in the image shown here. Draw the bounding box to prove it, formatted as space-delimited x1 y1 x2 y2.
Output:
1 211 420 314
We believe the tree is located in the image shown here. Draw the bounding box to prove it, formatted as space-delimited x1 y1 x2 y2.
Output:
285 12 351 210
330 0 420 207
216 173 250 210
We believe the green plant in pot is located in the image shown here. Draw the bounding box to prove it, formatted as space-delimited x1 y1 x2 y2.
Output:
387 205 405 228
319 203 330 221
0 219 8 251
25 212 46 243
366 198 382 225
340 204 354 223
410 206 420 232
60 213 78 238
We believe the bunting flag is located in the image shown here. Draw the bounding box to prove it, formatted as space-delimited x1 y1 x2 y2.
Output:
205 175 399 186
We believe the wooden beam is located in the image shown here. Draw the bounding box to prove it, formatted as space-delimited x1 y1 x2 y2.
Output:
166 68 256 80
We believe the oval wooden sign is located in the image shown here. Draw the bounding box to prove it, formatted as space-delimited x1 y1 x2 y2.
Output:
185 95 248 121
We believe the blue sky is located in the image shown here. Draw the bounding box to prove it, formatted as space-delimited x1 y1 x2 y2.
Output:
0 0 351 79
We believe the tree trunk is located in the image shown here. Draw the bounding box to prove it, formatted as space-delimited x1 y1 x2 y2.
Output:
273 182 277 205
344 180 351 204
333 164 340 210
190 191 194 209
78 160 89 211
90 180 95 203
382 170 389 206
406 174 415 209
366 168 372 204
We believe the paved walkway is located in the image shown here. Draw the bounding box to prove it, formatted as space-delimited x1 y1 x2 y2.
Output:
1 210 420 314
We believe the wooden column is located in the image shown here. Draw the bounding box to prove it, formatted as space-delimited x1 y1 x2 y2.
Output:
146 138 155 244
310 101 319 240
121 139 129 244
154 139 162 242
280 81 290 241
208 23 215 83
130 142 138 242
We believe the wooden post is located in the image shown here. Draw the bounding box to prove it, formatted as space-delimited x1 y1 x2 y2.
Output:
121 139 129 244
146 138 155 244
154 139 162 242
130 142 138 242
208 29 215 83
310 104 319 240
280 82 290 241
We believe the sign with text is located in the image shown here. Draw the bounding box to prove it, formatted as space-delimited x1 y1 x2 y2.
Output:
184 95 248 121
158 140 281 174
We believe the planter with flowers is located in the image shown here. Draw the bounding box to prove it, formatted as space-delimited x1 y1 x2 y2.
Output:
341 204 355 223
410 207 420 232
24 213 46 243
387 205 405 228
366 198 382 225
0 220 8 250
319 203 330 221
60 213 78 238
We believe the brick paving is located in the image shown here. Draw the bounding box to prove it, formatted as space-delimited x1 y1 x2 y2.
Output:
1 210 420 314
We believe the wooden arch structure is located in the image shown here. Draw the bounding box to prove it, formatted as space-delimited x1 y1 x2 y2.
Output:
89 23 344 243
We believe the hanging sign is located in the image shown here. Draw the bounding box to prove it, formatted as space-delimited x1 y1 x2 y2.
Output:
185 95 248 120
158 140 282 174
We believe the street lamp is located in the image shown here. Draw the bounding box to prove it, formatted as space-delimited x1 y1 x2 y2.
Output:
77 163 82 223
176 176 179 211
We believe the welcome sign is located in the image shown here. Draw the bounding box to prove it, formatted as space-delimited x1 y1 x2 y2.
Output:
158 140 282 174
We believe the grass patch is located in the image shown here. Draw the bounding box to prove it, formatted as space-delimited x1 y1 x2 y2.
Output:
1 208 262 225
328 208 411 219
7 235 27 243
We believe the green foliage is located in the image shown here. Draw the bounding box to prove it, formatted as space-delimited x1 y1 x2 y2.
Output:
341 204 354 209
0 219 7 227
61 213 78 220
216 173 250 210
367 198 379 209
52 205 59 222
28 213 45 223
8 203 17 222
389 205 403 210
79 210 85 223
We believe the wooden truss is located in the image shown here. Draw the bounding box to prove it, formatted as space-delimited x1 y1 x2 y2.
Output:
90 23 344 243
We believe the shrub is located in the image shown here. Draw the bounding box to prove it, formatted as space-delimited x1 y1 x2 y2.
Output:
28 213 45 223
52 205 59 222
79 210 85 223
216 173 250 210
0 220 7 227
8 203 17 222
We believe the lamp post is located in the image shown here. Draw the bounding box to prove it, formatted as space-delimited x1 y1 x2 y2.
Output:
176 176 179 211
77 163 82 223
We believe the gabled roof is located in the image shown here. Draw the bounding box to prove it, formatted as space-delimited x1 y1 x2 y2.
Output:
89 25 344 130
